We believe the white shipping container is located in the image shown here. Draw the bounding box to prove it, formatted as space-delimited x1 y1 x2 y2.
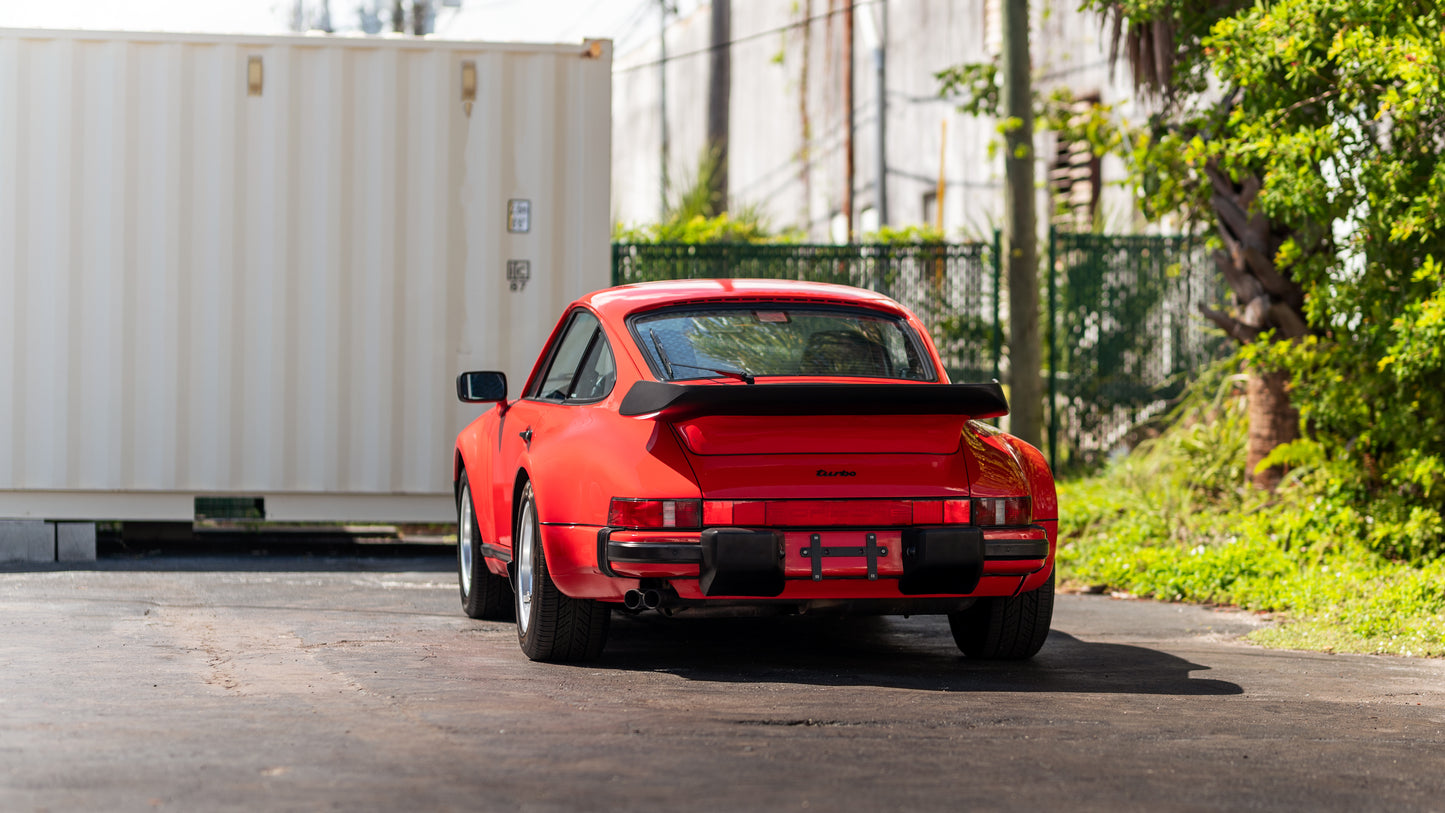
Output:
0 28 612 522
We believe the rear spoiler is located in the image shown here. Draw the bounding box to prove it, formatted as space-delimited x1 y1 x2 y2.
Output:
618 380 1009 421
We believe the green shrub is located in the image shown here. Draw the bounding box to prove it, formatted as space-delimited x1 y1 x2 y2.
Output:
1058 364 1445 657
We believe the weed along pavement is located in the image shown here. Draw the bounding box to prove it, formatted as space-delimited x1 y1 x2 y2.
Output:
3 548 1443 812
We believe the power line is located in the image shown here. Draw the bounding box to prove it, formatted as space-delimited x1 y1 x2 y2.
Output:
556 0 614 41
892 60 1118 107
607 0 660 55
613 0 880 75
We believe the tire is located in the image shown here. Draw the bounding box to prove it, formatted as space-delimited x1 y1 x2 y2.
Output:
457 472 514 621
513 482 610 662
948 570 1054 660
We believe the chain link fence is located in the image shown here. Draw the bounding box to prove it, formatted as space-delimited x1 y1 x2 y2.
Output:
1047 230 1230 473
611 236 1229 474
613 242 1002 383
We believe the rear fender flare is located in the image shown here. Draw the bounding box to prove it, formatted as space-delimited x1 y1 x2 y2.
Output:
1004 437 1057 594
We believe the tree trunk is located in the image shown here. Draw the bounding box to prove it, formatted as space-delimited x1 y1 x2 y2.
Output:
1002 0 1042 449
706 0 731 212
1246 370 1298 490
1196 163 1307 490
1097 9 1313 491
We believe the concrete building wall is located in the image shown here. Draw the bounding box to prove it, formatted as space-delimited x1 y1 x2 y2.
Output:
612 0 1143 241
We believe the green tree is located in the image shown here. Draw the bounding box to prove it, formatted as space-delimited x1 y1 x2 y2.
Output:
614 148 790 244
1210 0 1445 558
1091 0 1310 489
942 0 1316 488
1096 0 1445 556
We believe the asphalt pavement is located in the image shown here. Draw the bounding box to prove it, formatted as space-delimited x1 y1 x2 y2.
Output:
2 550 1442 812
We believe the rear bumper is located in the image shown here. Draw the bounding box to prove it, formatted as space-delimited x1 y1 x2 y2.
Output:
598 524 1051 598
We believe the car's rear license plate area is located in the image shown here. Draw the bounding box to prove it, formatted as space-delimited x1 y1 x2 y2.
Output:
781 530 905 580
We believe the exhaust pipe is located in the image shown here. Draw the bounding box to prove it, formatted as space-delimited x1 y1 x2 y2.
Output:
623 587 675 611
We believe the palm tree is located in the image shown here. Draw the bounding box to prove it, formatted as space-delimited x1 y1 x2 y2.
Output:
1097 0 1303 489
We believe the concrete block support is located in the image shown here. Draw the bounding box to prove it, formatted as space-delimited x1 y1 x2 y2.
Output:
56 522 97 562
0 520 55 562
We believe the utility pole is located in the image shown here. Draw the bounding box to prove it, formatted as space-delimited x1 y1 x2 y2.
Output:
798 0 813 226
659 0 670 218
935 120 946 232
1002 0 1042 448
875 5 887 226
860 2 887 226
707 0 731 214
842 0 855 240
411 0 431 35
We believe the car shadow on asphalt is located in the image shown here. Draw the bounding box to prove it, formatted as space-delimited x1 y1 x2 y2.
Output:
597 614 1243 696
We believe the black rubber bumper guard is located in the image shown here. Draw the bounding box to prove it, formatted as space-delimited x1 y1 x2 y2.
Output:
598 527 1049 597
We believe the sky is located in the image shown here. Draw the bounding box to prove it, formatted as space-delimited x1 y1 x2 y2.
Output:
0 0 686 51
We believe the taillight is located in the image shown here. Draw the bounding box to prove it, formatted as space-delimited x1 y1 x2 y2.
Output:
943 498 971 524
912 499 971 524
973 496 1032 527
608 498 702 529
766 500 912 527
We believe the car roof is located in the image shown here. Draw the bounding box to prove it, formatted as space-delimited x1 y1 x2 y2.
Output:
581 278 908 319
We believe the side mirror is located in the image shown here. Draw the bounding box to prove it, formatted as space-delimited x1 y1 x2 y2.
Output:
457 371 507 403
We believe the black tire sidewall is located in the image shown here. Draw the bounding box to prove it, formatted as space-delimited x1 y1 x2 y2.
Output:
516 484 546 654
457 474 475 607
949 569 1054 660
512 483 609 661
459 471 511 621
458 473 485 615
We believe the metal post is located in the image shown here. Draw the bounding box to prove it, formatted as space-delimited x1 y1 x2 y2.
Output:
935 120 946 232
1002 0 1042 449
843 0 856 239
992 228 1003 381
659 0 670 218
874 2 888 226
1047 225 1058 473
707 0 731 212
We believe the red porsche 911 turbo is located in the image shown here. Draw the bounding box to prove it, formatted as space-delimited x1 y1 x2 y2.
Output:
453 279 1056 662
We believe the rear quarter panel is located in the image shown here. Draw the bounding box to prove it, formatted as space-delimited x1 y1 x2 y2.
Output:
962 423 1057 592
1012 437 1058 593
526 404 702 527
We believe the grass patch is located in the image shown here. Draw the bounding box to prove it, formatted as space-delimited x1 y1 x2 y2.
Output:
1056 368 1445 658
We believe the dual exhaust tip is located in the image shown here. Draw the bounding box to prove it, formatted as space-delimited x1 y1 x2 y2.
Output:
622 588 668 611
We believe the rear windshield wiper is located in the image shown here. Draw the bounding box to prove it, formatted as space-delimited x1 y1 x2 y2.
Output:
665 362 755 385
648 329 753 384
648 329 676 379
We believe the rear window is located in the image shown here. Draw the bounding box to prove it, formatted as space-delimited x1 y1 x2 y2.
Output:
630 305 937 382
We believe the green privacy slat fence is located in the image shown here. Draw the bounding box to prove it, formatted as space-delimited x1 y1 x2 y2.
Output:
612 241 1003 384
611 234 1229 474
1047 229 1231 474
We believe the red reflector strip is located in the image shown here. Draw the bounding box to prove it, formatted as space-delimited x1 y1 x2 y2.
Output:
702 500 733 525
764 500 913 527
912 500 943 525
701 499 991 528
944 498 971 524
733 501 766 525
